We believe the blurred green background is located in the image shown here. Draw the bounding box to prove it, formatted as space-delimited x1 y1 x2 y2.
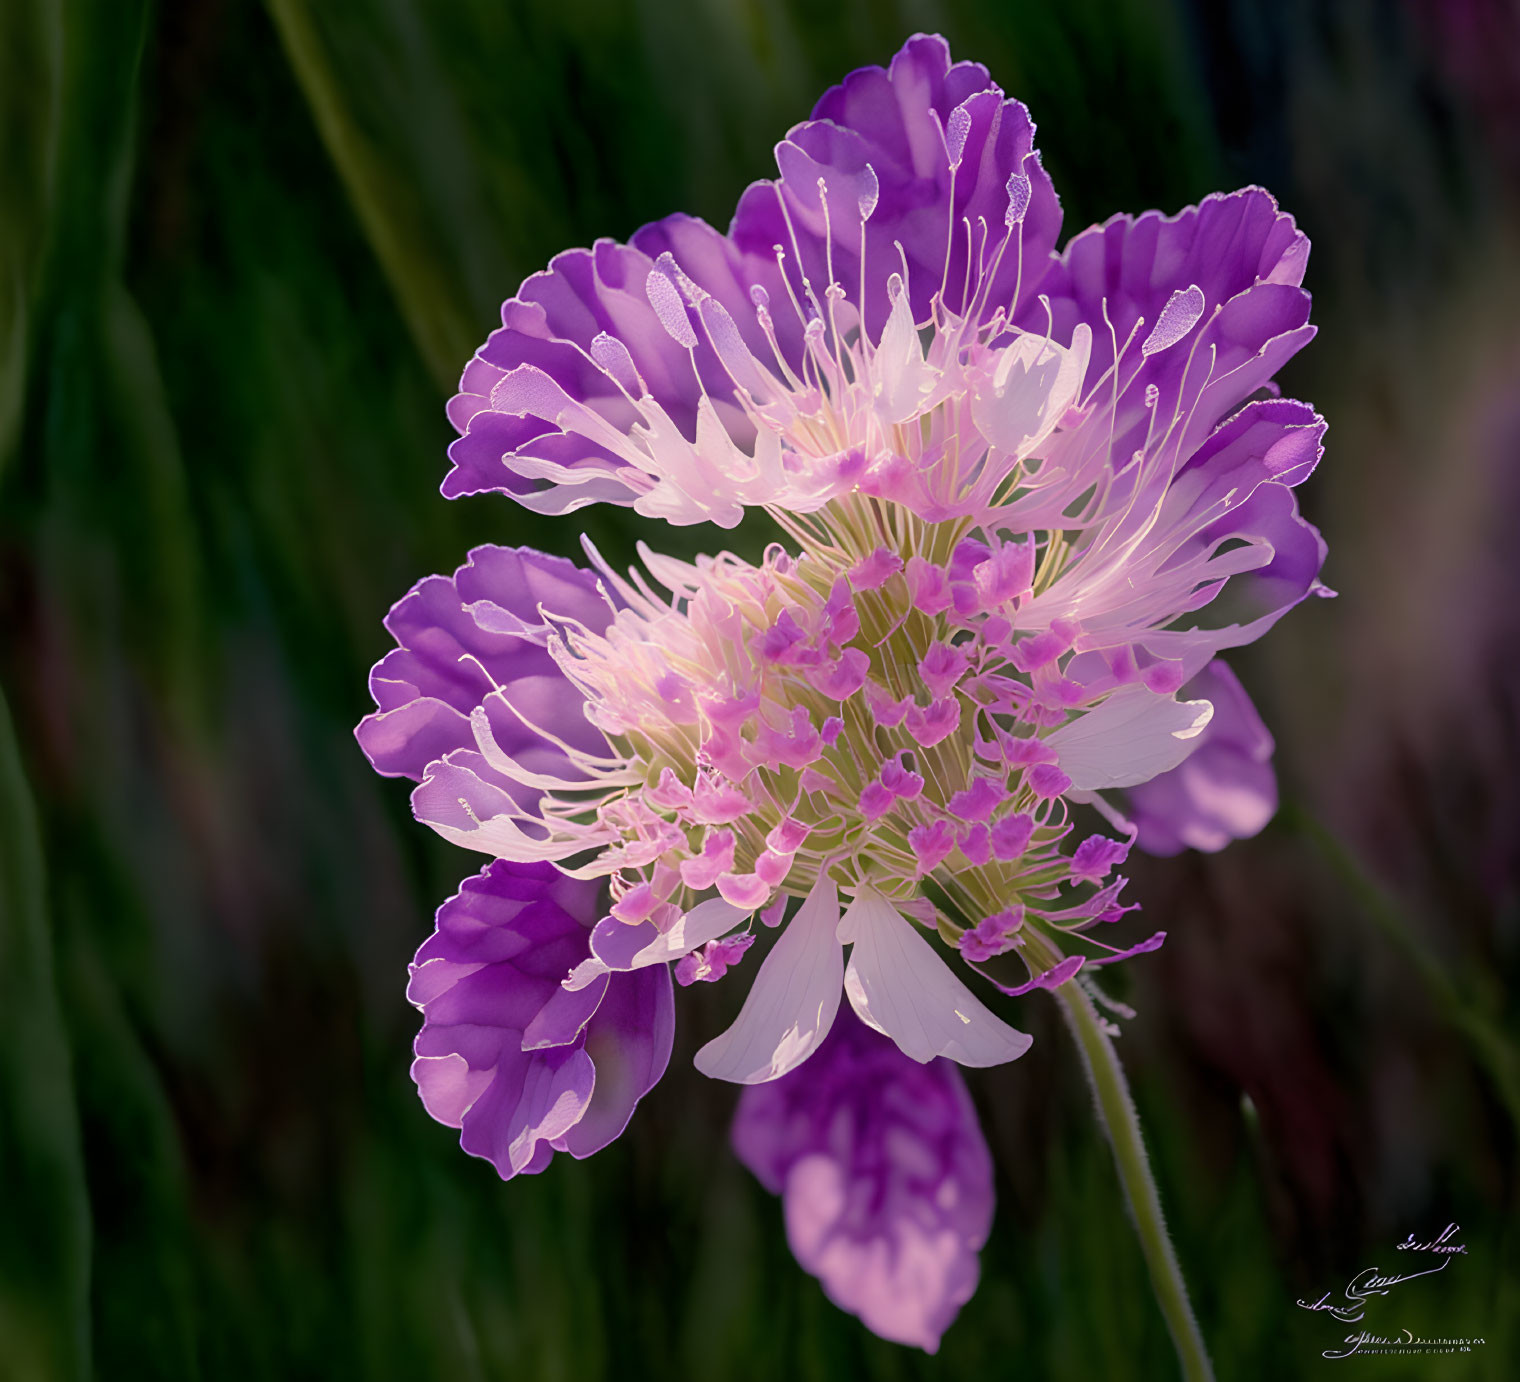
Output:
2 0 1518 1378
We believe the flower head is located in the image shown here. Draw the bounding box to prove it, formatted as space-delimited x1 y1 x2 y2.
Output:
404 528 1232 1077
359 31 1329 1353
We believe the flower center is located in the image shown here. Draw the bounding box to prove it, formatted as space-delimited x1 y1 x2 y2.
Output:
505 492 1140 968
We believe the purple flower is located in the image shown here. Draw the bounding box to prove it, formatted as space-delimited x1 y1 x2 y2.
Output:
731 1010 994 1353
383 31 1329 1094
409 860 673 1178
357 31 1330 1353
1125 660 1279 855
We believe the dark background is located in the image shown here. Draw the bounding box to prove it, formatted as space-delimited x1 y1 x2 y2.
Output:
3 1 1518 1378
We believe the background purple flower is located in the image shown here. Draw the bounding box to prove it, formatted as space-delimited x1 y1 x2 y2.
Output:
409 859 674 1178
731 1009 994 1352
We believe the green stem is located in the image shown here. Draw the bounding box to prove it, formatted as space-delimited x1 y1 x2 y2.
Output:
1057 982 1215 1382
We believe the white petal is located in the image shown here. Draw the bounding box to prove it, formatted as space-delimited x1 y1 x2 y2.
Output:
694 875 843 1084
412 756 610 862
504 473 641 516
873 279 936 424
1047 686 1215 791
564 896 749 994
837 888 1031 1068
469 706 636 792
971 323 1091 457
633 897 748 968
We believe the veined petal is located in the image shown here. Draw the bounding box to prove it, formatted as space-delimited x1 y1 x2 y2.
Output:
1046 686 1215 791
731 1009 995 1353
837 888 1031 1067
695 875 844 1083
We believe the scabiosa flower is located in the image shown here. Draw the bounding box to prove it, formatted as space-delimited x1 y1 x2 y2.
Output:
360 33 1329 1360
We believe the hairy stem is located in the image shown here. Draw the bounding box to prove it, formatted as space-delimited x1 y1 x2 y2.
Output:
1057 982 1215 1382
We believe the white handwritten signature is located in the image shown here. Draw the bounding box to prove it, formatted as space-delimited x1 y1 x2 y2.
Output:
1296 1260 1450 1323
1295 1223 1466 1324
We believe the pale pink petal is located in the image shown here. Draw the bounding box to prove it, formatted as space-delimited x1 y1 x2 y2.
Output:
838 888 1031 1067
633 896 750 967
694 875 843 1083
969 323 1091 457
1045 686 1215 791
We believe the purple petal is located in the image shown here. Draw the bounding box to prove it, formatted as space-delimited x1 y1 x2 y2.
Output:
787 34 1063 335
411 1052 492 1127
458 1043 595 1178
408 860 671 1179
522 973 609 1050
356 546 611 780
1027 188 1312 462
557 963 675 1158
732 1009 995 1353
444 238 727 505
